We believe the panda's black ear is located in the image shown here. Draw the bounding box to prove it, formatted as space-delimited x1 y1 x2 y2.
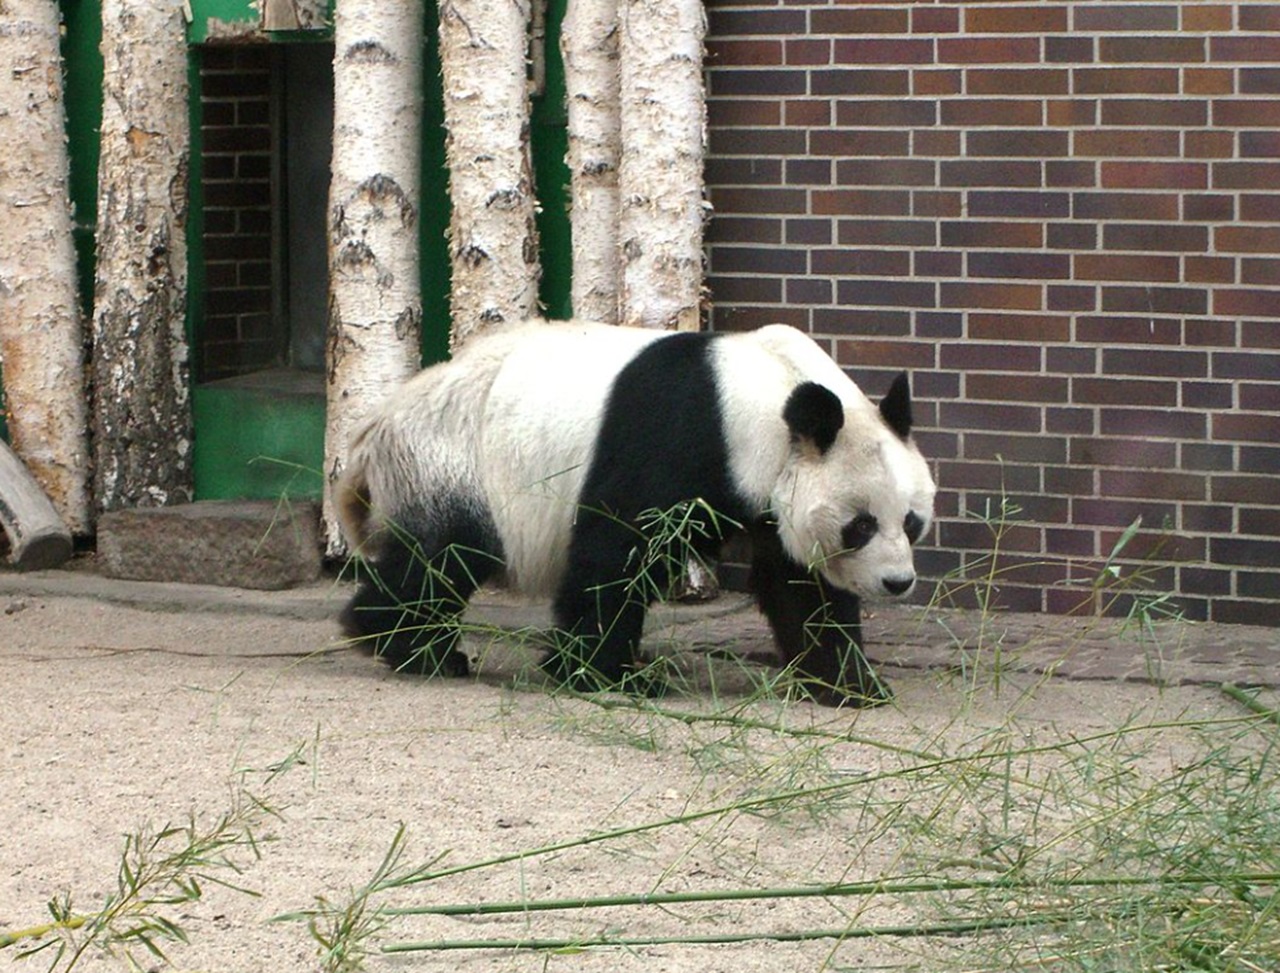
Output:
784 382 844 454
879 372 913 440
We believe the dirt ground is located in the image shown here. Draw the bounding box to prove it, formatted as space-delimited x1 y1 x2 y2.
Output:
1 578 1273 972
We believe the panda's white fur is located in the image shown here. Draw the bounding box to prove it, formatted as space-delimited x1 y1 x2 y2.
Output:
339 319 936 706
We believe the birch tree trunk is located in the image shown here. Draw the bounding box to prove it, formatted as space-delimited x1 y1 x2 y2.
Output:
92 0 192 513
323 0 424 557
440 0 540 347
0 0 91 534
617 0 707 331
561 0 621 324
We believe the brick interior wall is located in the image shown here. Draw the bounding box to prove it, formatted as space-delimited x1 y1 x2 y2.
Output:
198 46 281 382
704 2 1280 625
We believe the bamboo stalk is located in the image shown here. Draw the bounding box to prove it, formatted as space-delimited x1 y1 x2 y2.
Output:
1221 684 1280 727
382 911 1086 953
386 870 1280 919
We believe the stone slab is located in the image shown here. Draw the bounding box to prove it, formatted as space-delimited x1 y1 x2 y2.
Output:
97 500 322 590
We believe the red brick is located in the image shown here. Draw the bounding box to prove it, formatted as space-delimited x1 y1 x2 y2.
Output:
1216 225 1280 253
1103 223 1209 253
1100 99 1207 126
912 191 963 218
914 131 961 157
1213 289 1280 318
938 37 1041 64
941 221 1043 249
831 38 933 65
969 191 1070 218
812 190 910 217
1212 37 1280 62
968 313 1071 343
1242 68 1280 93
1242 132 1280 158
1101 286 1208 315
1187 125 1237 162
1074 192 1179 221
832 99 936 127
1239 5 1280 31
1242 259 1280 285
941 342 1041 371
1076 316 1182 344
1100 470 1207 502
967 130 1069 157
1075 253 1181 282
1100 36 1206 64
1184 257 1236 284
940 282 1043 311
1074 67 1179 94
965 5 1069 34
969 251 1071 280
1046 99 1097 126
783 39 833 67
968 373 1068 402
836 159 936 187
941 160 1041 187
707 40 783 66
1077 129 1181 157
783 100 830 127
1074 377 1179 408
968 68 1070 95
1185 68 1235 95
708 99 782 128
812 8 910 35
837 219 936 247
1073 5 1179 32
913 69 962 96
1214 100 1280 127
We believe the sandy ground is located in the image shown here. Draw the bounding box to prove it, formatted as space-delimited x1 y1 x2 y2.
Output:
1 583 1272 972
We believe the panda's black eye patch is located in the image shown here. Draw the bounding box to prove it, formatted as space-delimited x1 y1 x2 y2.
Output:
842 513 878 552
904 511 925 545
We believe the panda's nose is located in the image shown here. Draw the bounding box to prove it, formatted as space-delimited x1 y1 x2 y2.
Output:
882 574 915 597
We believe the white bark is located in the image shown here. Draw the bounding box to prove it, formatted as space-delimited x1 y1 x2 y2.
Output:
440 0 540 347
562 0 621 324
92 0 193 513
0 0 92 534
617 0 707 331
323 0 425 557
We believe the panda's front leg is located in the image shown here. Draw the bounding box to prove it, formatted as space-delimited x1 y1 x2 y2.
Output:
547 516 660 695
748 519 891 707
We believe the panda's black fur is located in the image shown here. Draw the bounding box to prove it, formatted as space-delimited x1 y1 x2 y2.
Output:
337 319 935 707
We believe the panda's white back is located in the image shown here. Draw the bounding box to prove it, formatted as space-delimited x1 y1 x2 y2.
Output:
477 321 669 594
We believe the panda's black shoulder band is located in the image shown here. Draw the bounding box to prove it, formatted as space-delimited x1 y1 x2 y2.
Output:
783 382 844 454
879 372 913 440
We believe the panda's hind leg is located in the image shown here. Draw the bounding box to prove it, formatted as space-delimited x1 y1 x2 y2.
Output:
342 523 502 677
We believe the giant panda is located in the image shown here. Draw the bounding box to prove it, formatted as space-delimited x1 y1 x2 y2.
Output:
336 319 936 707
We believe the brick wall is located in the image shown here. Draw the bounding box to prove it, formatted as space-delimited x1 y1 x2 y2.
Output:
198 46 281 381
704 2 1280 625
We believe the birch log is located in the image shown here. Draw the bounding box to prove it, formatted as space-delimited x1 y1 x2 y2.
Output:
92 0 193 513
0 0 92 534
561 0 621 324
440 0 540 347
323 0 425 557
617 0 707 331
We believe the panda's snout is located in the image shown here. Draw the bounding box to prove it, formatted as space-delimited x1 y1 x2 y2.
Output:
882 574 915 598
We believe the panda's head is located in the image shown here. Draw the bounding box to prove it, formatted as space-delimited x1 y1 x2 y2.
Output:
774 374 936 600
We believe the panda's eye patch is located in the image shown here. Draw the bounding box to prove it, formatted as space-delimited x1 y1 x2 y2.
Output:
904 511 925 545
841 513 878 551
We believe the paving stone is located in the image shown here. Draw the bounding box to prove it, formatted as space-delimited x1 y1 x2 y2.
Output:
97 500 322 590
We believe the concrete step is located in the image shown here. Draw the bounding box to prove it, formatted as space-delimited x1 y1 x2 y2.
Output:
98 499 323 590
